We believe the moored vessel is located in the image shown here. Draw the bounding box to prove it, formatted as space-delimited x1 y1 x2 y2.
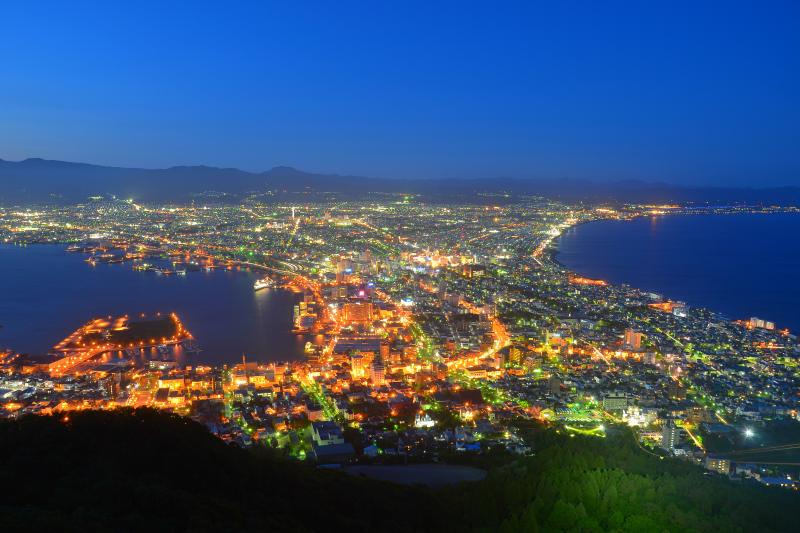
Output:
254 277 274 291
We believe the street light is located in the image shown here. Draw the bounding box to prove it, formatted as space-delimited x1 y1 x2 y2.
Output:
744 428 755 438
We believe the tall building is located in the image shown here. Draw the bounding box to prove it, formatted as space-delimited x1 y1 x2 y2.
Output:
336 257 355 282
624 329 643 350
370 354 385 386
358 249 374 274
350 354 367 378
509 346 524 365
661 420 681 450
342 302 373 324
749 317 775 330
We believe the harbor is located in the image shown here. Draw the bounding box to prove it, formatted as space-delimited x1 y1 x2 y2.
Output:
47 313 191 376
0 244 311 365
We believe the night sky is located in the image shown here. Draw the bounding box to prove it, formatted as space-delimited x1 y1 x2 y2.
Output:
2 1 798 185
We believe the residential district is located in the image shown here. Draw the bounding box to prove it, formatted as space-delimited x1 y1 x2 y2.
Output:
2 197 800 490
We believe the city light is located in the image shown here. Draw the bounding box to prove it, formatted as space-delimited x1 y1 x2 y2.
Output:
0 198 796 497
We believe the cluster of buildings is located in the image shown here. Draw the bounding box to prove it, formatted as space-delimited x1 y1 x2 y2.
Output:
0 199 798 487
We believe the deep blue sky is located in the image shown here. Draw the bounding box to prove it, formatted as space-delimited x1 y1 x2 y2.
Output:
2 1 799 185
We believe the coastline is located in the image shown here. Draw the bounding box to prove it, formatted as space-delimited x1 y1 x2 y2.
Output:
547 218 595 269
0 243 308 363
550 211 800 331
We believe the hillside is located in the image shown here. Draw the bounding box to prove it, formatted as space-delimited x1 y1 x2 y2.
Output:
0 409 445 532
1 410 799 532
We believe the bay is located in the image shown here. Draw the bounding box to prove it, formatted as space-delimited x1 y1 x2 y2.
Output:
556 213 800 332
0 244 313 365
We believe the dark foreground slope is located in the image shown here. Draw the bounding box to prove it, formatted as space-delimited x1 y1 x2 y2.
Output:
1 410 799 532
450 423 800 532
0 409 445 532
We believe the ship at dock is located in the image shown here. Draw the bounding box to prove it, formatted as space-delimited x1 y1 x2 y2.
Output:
254 277 275 291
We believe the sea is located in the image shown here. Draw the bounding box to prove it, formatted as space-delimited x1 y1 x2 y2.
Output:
556 212 800 332
0 244 317 365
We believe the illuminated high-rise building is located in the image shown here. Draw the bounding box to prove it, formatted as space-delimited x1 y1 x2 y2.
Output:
350 354 367 378
370 354 385 386
342 302 373 324
749 317 775 330
337 258 354 275
624 329 643 350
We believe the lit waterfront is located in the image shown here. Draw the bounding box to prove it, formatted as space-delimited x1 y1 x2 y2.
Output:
0 244 310 364
557 212 800 332
1 200 799 491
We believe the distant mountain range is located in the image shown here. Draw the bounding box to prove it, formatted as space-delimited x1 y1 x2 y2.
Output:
1 157 799 205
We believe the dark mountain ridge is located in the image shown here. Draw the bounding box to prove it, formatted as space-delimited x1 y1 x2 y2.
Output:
2 157 799 205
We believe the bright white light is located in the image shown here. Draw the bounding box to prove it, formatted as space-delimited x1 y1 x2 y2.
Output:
744 428 755 438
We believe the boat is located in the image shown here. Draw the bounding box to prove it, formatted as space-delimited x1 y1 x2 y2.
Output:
254 277 275 291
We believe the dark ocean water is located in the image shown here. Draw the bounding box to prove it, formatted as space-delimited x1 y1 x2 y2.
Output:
0 244 313 364
556 213 800 332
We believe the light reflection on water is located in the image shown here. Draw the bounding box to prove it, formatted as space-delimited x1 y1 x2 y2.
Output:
0 244 322 365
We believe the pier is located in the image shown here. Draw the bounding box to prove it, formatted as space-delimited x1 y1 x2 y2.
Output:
48 313 191 377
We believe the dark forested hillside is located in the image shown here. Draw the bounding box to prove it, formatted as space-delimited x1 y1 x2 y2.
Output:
1 410 797 532
448 423 799 532
0 409 445 532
